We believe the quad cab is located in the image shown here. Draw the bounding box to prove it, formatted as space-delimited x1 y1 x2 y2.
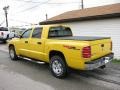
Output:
8 25 114 78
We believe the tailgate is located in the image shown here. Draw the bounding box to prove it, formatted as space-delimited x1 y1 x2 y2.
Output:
89 38 112 60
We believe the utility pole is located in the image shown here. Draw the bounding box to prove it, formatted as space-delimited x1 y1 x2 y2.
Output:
81 0 84 9
3 5 9 27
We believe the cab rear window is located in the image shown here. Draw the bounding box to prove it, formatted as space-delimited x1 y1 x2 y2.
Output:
48 26 72 38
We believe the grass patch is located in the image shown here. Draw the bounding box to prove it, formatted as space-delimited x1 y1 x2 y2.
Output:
112 59 120 64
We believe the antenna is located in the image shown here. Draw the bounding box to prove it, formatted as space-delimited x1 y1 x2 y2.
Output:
46 13 48 20
81 0 84 9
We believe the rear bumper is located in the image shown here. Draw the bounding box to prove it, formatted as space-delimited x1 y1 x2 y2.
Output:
0 35 8 41
85 53 114 70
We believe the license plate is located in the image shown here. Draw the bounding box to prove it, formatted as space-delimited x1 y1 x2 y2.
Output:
104 57 110 63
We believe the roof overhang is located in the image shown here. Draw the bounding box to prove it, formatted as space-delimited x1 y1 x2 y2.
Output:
40 13 120 25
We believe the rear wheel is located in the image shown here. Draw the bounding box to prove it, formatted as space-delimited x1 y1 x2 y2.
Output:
50 55 68 79
9 46 18 61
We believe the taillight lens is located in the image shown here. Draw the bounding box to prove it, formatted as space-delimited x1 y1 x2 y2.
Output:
1 32 4 36
82 46 91 58
110 41 112 50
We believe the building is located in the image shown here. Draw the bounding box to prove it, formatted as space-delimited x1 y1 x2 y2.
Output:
40 3 120 58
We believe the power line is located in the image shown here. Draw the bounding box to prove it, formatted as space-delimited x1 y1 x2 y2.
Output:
10 0 50 15
16 0 51 13
8 0 79 16
47 2 80 4
0 20 5 26
14 0 43 3
9 18 33 24
14 0 80 4
3 0 84 26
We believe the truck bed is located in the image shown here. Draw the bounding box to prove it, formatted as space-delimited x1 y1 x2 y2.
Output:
50 36 110 41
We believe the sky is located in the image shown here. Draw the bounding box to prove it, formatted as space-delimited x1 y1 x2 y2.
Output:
0 0 119 27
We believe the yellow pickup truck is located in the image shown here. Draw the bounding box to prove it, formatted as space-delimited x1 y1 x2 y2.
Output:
8 25 114 78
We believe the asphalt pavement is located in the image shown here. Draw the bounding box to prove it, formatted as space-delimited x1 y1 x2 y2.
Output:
0 42 120 90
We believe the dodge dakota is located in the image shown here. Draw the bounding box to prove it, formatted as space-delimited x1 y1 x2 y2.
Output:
8 25 114 78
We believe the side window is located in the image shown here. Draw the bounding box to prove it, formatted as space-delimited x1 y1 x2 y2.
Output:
32 27 43 38
22 30 31 38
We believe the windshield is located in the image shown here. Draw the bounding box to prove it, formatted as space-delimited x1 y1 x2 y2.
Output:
48 26 72 38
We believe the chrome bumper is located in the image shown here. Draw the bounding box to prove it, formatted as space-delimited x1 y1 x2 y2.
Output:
85 53 114 70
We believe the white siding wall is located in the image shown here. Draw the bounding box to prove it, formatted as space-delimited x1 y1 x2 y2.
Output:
62 18 120 58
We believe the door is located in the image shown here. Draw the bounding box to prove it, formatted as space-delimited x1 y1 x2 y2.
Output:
29 27 45 61
18 29 32 57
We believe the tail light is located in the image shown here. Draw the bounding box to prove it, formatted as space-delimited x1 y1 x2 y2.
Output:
1 32 4 36
82 46 91 58
110 41 112 50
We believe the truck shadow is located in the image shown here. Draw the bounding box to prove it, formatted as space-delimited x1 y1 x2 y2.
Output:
6 57 114 89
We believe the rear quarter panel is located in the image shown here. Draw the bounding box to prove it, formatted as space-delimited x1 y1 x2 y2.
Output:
45 39 89 70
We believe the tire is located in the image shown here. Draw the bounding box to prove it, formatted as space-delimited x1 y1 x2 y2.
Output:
3 40 7 43
49 55 68 79
99 65 106 69
9 46 18 61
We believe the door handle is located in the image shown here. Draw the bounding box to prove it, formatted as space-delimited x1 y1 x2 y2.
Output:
25 41 28 43
37 42 42 44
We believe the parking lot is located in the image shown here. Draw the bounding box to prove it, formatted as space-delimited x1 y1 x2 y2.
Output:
0 42 120 90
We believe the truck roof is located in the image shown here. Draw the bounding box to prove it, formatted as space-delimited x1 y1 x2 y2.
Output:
0 27 8 31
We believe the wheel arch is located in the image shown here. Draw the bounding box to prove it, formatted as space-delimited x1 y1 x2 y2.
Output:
9 44 14 48
9 44 18 55
49 50 67 65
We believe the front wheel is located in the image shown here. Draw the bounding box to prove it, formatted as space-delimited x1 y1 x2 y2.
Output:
49 55 68 79
9 46 18 61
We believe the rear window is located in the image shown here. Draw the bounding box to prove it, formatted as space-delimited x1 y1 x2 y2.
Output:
48 26 72 38
0 27 8 31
